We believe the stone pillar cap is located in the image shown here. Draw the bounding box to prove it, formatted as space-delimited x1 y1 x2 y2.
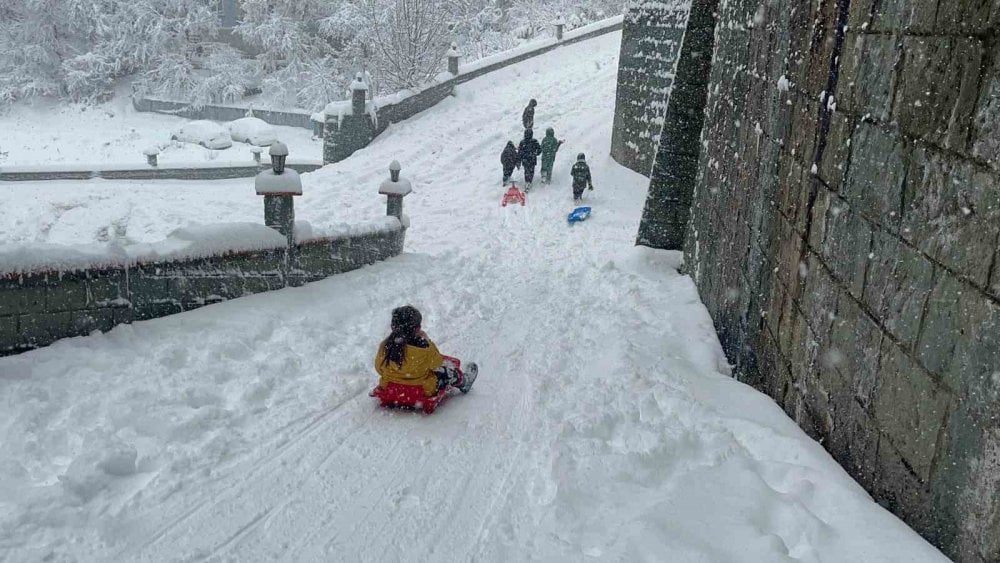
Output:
379 177 412 196
351 73 369 91
447 43 460 56
256 168 303 195
142 146 160 156
553 14 566 24
389 160 402 172
269 141 289 157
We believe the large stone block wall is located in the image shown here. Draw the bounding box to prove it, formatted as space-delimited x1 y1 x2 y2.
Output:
634 0 716 248
0 226 405 355
610 0 692 176
674 0 1000 560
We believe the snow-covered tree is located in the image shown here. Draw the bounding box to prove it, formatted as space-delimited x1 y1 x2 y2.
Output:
0 0 624 108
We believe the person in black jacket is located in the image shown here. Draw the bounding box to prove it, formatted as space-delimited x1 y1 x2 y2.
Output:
570 153 593 200
500 141 519 185
518 128 542 188
522 99 537 130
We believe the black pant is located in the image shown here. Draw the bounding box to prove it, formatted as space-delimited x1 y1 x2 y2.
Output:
573 184 585 200
523 162 536 183
502 164 515 183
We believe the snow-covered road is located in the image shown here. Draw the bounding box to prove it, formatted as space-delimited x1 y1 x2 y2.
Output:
0 32 947 561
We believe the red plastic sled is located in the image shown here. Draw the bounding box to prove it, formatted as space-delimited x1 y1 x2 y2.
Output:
370 356 465 414
501 185 526 207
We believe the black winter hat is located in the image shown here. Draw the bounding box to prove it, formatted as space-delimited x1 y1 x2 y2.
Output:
577 153 586 161
529 99 537 106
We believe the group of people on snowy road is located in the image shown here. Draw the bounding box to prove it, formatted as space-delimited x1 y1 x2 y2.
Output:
501 99 594 201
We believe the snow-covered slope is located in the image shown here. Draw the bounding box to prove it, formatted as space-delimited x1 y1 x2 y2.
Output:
0 32 947 561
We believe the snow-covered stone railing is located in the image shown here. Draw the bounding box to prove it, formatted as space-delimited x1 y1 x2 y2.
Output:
131 97 315 130
0 160 323 182
0 214 406 356
321 15 624 164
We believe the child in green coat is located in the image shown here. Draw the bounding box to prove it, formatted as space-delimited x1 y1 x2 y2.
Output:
539 127 564 184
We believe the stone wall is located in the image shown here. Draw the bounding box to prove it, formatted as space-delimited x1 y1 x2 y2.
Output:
634 0 715 248
663 0 1000 560
0 225 405 355
610 0 691 176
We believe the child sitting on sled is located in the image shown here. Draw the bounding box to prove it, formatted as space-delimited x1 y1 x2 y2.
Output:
374 305 473 396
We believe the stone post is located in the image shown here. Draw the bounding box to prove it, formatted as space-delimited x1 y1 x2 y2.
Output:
351 73 368 118
447 43 460 75
254 141 302 248
379 160 412 219
143 147 159 167
250 146 262 164
554 14 566 40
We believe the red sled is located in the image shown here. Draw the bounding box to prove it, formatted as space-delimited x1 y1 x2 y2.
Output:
501 185 526 207
369 356 472 414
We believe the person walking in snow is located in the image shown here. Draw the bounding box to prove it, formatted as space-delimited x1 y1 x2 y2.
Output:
570 153 594 201
518 128 542 188
501 140 519 185
539 127 563 184
374 305 470 397
522 99 537 130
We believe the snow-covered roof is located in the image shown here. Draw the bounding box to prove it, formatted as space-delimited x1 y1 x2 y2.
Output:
255 168 303 195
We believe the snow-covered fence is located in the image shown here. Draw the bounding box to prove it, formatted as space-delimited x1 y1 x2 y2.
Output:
320 15 624 164
0 219 405 356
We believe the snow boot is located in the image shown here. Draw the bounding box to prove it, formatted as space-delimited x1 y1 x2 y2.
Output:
459 363 478 394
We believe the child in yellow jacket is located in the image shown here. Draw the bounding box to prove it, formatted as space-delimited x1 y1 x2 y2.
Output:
375 305 463 397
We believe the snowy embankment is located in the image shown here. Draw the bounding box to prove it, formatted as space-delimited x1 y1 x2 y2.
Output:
0 32 947 561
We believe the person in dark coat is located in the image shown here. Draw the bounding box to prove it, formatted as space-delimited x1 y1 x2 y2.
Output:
522 99 537 130
518 128 542 188
570 153 593 200
539 127 563 184
501 141 519 185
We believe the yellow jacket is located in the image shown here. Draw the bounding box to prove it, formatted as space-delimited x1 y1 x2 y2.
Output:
374 336 444 397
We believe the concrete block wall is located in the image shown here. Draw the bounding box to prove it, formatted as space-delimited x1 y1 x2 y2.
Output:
1 225 406 355
610 0 692 176
672 0 1000 559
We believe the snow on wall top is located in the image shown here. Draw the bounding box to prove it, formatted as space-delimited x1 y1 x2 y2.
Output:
0 223 288 276
296 216 403 242
0 218 407 276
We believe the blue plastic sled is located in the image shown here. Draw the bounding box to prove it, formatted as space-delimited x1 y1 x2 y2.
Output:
567 206 592 224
